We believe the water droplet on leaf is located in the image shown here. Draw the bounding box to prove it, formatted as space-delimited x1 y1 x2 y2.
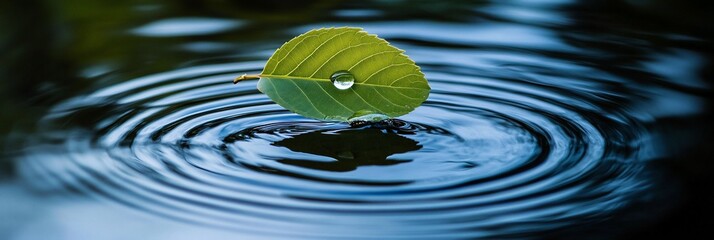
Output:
330 70 355 90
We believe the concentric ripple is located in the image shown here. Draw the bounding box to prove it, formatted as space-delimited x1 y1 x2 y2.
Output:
17 56 655 238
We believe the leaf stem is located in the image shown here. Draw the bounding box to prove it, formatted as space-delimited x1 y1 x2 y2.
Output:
233 74 261 84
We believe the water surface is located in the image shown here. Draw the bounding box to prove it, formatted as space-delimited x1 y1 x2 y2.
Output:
1 0 712 239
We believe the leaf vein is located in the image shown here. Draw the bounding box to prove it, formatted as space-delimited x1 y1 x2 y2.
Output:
270 31 328 74
265 79 293 112
373 87 408 110
351 88 390 114
261 75 428 90
388 73 421 86
308 41 382 77
286 30 353 76
313 81 355 113
363 63 412 84
347 50 401 71
394 89 422 100
287 80 329 117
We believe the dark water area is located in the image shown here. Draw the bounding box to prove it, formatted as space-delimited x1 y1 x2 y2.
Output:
1 0 713 239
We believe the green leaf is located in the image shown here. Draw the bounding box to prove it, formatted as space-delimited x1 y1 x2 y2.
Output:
250 27 430 122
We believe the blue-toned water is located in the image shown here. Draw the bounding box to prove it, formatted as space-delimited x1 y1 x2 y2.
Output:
1 0 712 239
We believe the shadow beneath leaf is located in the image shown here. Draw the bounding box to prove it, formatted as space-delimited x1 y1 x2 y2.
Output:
273 128 421 172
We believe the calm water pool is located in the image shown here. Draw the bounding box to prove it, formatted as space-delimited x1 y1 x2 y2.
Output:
1 0 712 239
